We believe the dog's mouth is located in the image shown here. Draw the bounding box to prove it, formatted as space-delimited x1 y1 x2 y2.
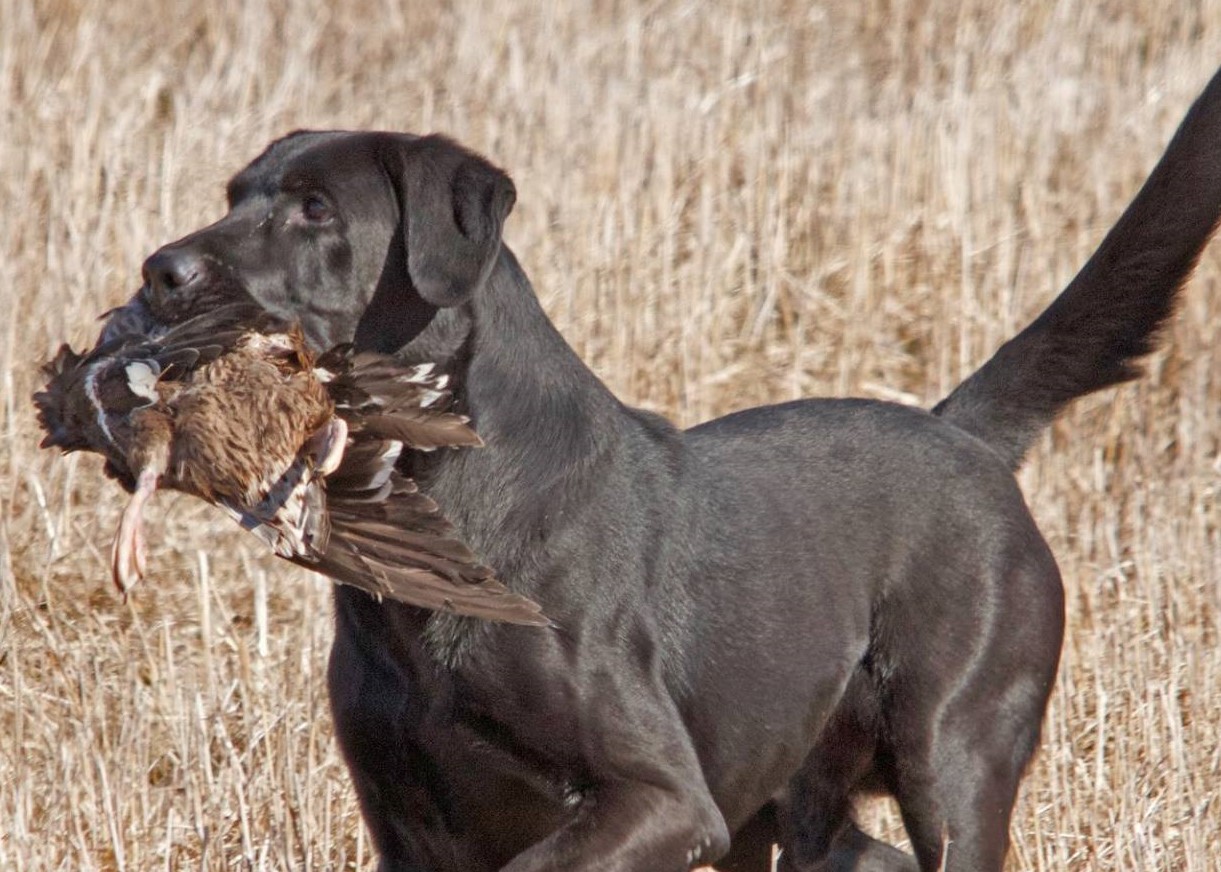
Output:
98 290 159 343
98 281 347 359
100 277 281 343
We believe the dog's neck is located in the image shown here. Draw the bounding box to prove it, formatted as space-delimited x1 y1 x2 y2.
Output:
401 246 621 454
382 247 691 666
470 248 622 457
401 248 627 574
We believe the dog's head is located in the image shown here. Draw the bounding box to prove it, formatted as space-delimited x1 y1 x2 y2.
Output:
139 131 516 354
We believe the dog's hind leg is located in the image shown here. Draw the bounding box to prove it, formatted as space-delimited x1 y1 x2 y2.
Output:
877 555 1063 871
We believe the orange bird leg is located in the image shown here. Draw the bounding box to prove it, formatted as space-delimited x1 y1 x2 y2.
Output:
112 466 159 595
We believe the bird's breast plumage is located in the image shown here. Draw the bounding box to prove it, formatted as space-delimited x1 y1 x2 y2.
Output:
169 345 334 505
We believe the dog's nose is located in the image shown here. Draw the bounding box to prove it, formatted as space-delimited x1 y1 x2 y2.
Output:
142 246 205 298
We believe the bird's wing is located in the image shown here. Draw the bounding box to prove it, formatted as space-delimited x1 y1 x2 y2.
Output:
214 453 332 562
305 348 549 626
216 402 549 627
316 351 483 449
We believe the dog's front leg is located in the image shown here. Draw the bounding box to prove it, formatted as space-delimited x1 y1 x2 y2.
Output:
501 778 729 872
502 680 728 872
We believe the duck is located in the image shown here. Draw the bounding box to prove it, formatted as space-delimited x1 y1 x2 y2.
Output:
34 301 549 627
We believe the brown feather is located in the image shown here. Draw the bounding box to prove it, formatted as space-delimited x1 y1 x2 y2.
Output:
294 539 548 627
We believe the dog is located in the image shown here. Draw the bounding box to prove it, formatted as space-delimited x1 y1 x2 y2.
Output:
133 68 1221 872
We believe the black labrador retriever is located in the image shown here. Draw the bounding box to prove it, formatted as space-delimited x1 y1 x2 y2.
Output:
136 69 1221 872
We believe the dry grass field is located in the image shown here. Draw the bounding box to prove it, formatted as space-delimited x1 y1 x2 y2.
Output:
2 0 1220 869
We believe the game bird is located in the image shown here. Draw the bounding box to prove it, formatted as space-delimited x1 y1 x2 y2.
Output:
34 301 550 626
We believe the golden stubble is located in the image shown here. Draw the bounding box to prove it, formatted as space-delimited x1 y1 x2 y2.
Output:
2 1 1219 869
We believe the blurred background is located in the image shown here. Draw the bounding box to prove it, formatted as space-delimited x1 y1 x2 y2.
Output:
1 1 1218 868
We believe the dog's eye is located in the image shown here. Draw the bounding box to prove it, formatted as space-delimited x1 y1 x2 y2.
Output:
300 195 333 224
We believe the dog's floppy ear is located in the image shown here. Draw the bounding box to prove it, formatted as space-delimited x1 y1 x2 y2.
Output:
397 136 516 308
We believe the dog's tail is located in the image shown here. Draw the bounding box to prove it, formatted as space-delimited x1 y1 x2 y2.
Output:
932 67 1221 470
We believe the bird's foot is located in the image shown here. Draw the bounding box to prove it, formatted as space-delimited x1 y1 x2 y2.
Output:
112 467 157 595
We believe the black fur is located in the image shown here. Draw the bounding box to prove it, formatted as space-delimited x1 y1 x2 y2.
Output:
136 69 1221 872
